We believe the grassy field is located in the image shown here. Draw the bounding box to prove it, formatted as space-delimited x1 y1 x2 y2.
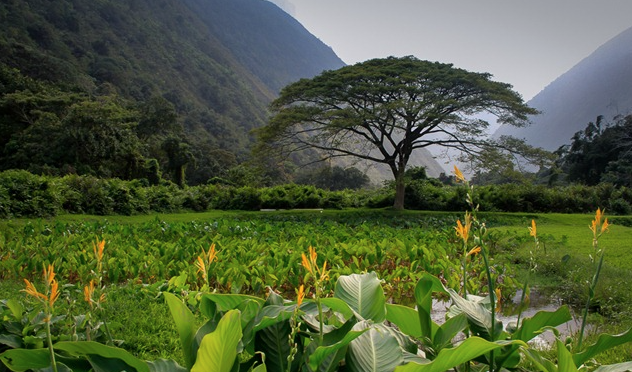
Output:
1 209 631 364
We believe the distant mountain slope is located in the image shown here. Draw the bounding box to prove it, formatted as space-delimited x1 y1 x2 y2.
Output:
494 26 632 150
0 0 349 183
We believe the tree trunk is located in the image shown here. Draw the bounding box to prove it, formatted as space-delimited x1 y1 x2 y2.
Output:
393 168 406 210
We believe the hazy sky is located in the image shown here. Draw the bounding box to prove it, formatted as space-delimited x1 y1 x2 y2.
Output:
273 1 632 101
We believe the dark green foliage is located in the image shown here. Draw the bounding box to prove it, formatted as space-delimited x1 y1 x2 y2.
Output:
0 0 344 186
557 115 632 186
295 165 370 191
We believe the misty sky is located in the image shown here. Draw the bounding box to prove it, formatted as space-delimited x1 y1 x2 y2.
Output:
271 0 632 101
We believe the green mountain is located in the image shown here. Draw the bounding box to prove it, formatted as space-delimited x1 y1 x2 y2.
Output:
0 0 345 184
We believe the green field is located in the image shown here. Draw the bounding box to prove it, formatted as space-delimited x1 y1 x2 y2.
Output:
1 209 631 367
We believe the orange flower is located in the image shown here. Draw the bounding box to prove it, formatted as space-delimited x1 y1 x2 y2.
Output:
44 264 55 287
301 252 313 275
495 288 502 312
589 208 610 236
23 279 47 300
297 285 305 306
49 280 59 308
93 239 105 263
455 212 472 243
195 256 207 281
206 244 217 264
467 246 481 256
453 165 466 183
529 219 537 238
84 280 95 307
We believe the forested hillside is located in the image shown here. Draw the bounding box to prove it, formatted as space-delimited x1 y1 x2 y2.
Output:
0 0 345 185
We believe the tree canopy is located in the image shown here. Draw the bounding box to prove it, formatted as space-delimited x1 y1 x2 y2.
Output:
257 56 538 209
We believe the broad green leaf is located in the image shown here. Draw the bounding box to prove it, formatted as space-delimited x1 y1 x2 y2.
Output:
0 348 50 372
414 273 447 340
200 293 264 312
253 304 296 332
447 288 502 340
593 361 632 372
394 337 526 372
386 304 423 338
573 327 632 367
192 310 242 372
522 348 558 372
164 292 198 370
0 334 23 349
320 298 354 319
512 306 572 343
433 313 467 351
147 359 187 372
346 322 403 372
5 298 23 318
335 272 386 322
556 339 580 372
54 341 150 372
255 318 299 372
308 330 368 371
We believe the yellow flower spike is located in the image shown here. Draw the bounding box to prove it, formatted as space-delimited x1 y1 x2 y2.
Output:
44 264 55 287
301 253 313 275
297 285 305 306
49 280 60 308
195 256 207 281
529 219 537 238
589 219 597 235
455 213 471 243
495 288 502 312
207 244 217 264
84 280 95 306
94 239 105 262
601 218 609 234
309 246 317 265
467 246 481 256
453 165 466 183
23 279 47 300
99 292 106 304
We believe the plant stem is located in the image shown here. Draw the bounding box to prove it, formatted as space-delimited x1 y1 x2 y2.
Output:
46 319 58 372
481 247 496 372
578 250 604 349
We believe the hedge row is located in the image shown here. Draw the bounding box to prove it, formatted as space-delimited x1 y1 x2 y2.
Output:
1 170 631 218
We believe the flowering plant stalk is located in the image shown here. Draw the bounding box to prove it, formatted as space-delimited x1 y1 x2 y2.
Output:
286 284 304 372
23 264 61 372
454 165 500 372
195 243 218 290
301 246 329 345
516 219 539 327
578 208 609 349
83 239 113 344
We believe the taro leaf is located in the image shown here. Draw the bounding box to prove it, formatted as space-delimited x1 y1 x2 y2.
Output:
147 359 187 372
593 361 632 372
573 327 632 367
511 306 572 343
393 337 526 372
307 318 360 372
346 321 403 372
386 304 423 339
5 299 23 319
0 348 50 371
54 341 150 372
164 292 197 370
447 288 502 340
192 309 242 372
335 272 386 322
238 299 262 354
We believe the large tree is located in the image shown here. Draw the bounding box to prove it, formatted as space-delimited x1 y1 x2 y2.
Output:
257 56 538 209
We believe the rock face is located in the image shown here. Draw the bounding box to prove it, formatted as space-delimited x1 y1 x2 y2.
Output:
494 26 632 150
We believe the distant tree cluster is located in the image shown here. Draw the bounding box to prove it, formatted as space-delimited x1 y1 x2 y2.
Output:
553 114 632 187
